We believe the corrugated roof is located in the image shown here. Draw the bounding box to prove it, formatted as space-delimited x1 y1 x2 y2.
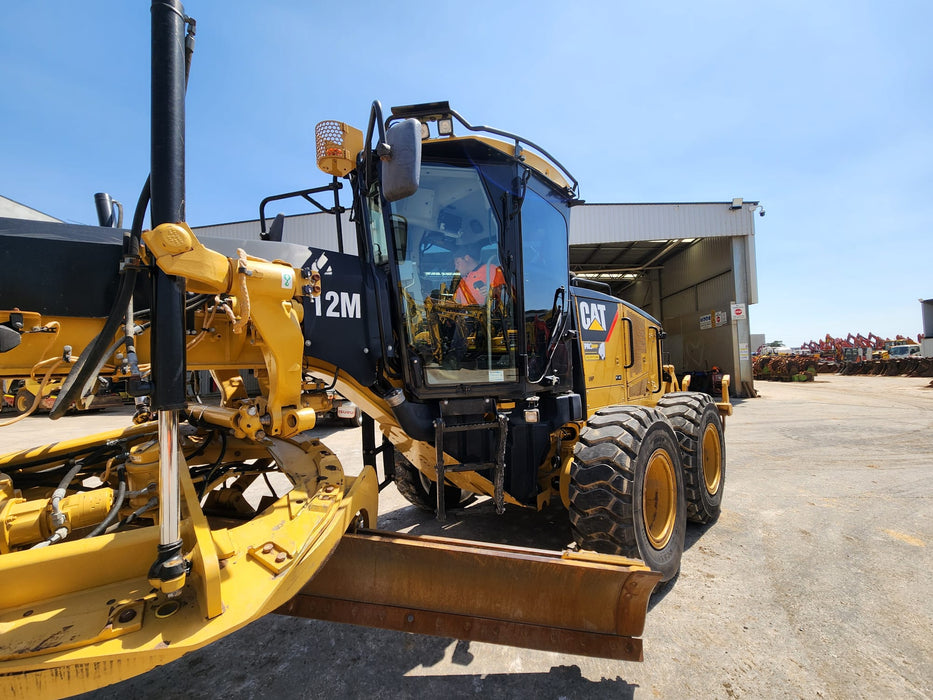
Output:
0 195 61 223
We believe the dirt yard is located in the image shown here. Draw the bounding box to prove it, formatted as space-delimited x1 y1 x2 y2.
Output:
4 374 931 698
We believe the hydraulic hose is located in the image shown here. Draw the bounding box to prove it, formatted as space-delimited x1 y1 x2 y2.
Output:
84 476 127 539
49 177 151 419
47 267 138 419
30 459 85 548
123 496 159 526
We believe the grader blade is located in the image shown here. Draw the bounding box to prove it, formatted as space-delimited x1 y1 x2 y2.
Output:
277 530 661 661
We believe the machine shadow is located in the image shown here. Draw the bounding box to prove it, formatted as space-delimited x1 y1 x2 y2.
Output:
78 616 639 699
380 493 718 558
379 496 575 551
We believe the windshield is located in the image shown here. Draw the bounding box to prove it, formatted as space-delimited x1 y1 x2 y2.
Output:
389 163 518 386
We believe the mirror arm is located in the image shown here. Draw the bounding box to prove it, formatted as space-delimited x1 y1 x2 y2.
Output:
363 101 389 191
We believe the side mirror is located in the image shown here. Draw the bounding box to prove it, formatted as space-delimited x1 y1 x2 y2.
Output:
0 325 21 353
382 118 421 202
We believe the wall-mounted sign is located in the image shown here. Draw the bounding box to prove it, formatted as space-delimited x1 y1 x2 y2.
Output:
699 313 712 330
731 303 747 321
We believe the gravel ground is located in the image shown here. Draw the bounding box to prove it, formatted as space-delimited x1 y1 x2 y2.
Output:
3 374 931 699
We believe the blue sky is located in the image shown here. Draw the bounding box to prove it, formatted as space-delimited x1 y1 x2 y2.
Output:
2 1 930 345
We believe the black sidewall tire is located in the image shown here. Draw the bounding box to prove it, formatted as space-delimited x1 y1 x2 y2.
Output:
691 401 725 521
632 421 686 582
570 406 687 583
14 389 34 414
393 452 474 512
658 392 725 524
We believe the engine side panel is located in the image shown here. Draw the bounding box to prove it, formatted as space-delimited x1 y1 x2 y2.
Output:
570 287 664 414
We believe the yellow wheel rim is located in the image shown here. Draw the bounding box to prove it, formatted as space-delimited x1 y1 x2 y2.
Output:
702 424 723 495
643 448 677 550
15 392 30 413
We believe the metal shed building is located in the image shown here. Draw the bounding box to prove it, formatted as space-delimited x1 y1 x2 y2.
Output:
568 201 759 397
196 198 760 397
0 195 60 222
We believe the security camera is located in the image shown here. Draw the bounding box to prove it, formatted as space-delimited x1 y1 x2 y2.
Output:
759 209 766 217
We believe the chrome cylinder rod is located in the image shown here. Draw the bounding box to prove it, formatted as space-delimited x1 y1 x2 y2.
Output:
158 408 181 546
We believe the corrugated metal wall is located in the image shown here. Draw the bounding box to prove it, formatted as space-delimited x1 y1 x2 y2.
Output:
660 237 732 295
607 235 749 391
570 202 757 243
651 237 740 385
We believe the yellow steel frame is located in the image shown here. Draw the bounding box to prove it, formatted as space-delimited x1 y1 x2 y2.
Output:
143 222 318 438
0 423 378 698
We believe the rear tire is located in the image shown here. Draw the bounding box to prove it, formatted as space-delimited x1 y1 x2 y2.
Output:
393 452 475 512
657 392 725 524
570 405 686 582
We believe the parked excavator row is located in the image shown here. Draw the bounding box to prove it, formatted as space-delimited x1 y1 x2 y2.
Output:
0 3 729 696
790 332 931 377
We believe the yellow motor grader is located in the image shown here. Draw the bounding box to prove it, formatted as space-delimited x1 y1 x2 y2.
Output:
0 3 729 696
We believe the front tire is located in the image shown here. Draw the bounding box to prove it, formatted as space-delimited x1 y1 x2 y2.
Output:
393 452 475 513
570 405 686 582
657 392 725 524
